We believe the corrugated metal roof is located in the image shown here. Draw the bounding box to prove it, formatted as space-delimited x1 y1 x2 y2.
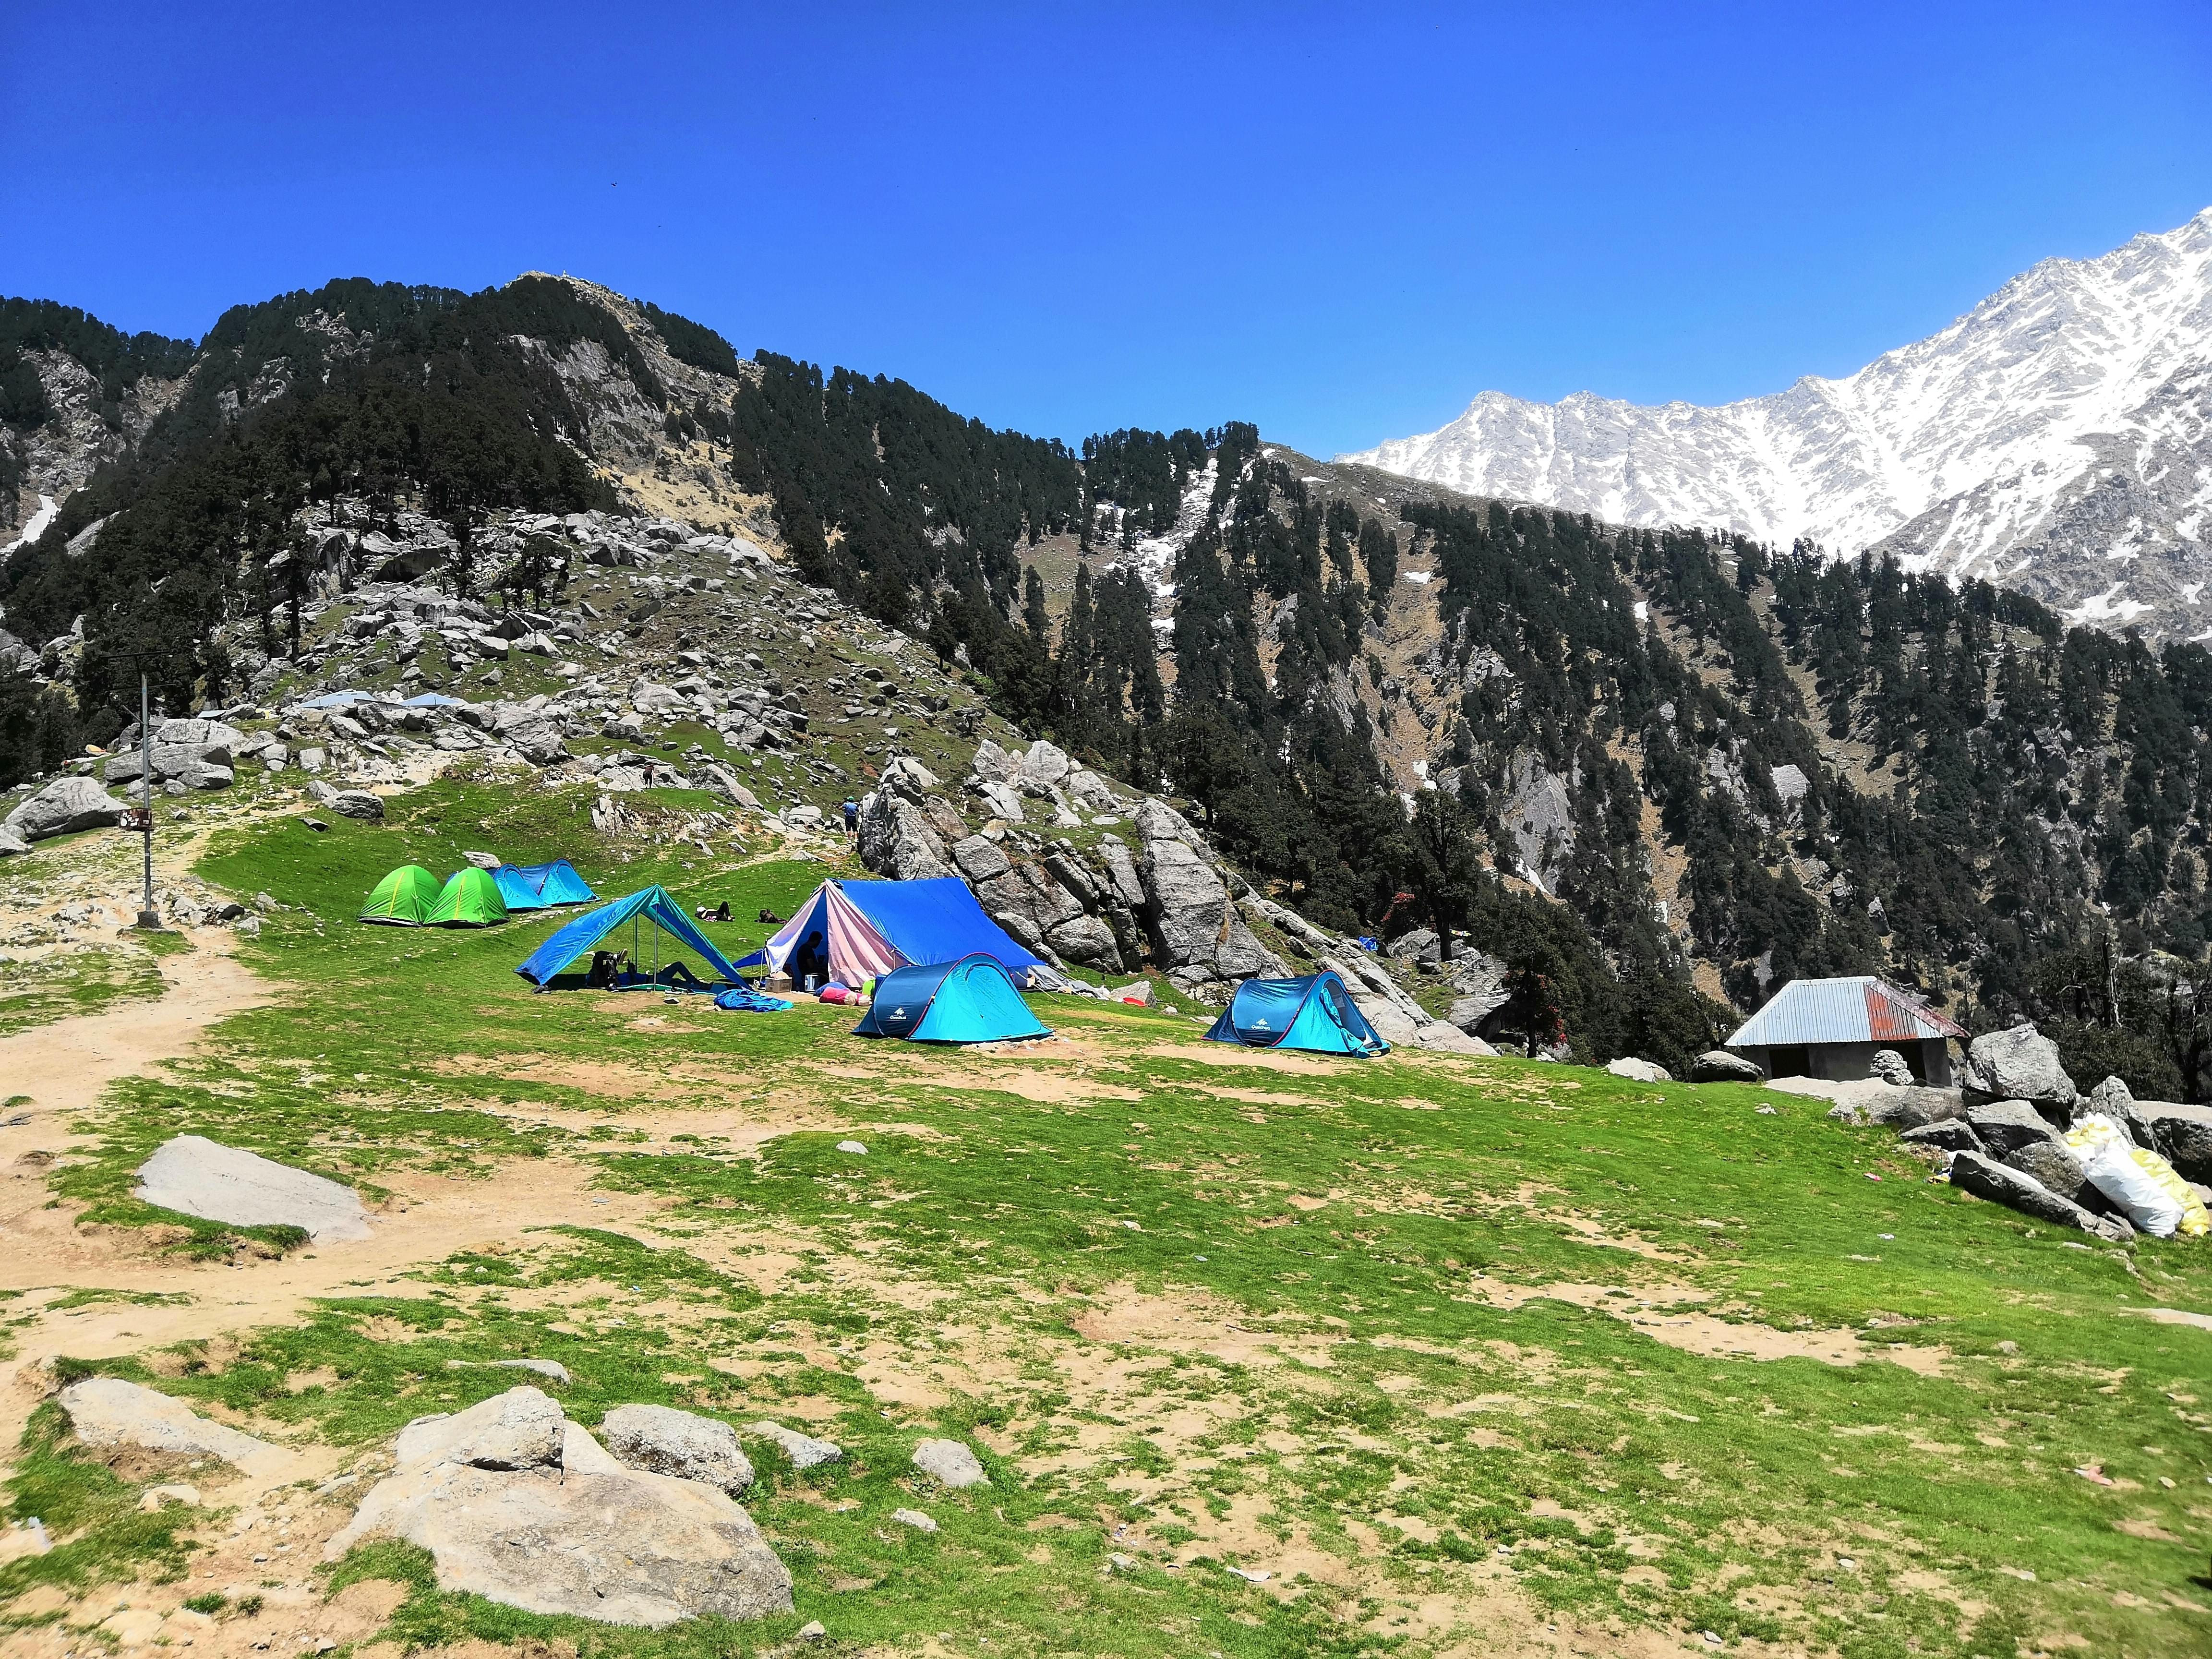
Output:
1725 975 1964 1047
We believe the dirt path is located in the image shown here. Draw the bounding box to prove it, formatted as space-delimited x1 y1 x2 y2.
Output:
0 927 269 1122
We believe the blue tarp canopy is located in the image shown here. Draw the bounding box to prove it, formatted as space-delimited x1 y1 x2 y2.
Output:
851 954 1051 1043
492 859 597 911
515 885 745 987
734 877 1049 987
1203 971 1388 1057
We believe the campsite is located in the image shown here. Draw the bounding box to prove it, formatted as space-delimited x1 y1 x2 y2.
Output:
0 768 2209 1659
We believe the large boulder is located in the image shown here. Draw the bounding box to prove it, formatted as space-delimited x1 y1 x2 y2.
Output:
857 792 952 881
1140 837 1231 972
397 1386 565 1472
2003 1138 2097 1207
4 775 127 841
1012 741 1071 794
501 716 569 767
2134 1101 2212 1184
1960 1023 2076 1113
1856 1085 1968 1130
1962 1099 2063 1159
1690 1049 1764 1083
2079 1076 2154 1150
134 1134 372 1243
1606 1057 1671 1083
1131 797 1202 849
59 1378 289 1475
1948 1150 2132 1243
601 1405 755 1496
106 720 243 788
322 1462 792 1627
969 780 1025 823
1899 1120 1984 1156
1868 1048 1913 1086
1048 914 1123 971
745 1420 841 1470
950 834 1012 885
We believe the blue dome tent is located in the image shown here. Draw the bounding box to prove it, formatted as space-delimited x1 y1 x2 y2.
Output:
492 859 597 911
515 885 745 991
1203 971 1389 1057
850 954 1051 1044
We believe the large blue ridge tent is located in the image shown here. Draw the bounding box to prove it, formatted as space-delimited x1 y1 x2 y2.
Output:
492 859 597 912
737 877 1049 989
515 885 745 989
1203 971 1389 1057
851 954 1051 1044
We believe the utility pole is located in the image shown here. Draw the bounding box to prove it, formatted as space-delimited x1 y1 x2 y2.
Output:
137 672 157 929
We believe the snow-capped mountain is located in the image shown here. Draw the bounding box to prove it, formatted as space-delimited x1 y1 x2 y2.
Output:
1343 207 2212 636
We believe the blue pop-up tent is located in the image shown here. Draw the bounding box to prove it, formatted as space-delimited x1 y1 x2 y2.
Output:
851 954 1051 1044
515 885 745 989
736 877 1049 989
492 859 597 911
1203 971 1389 1057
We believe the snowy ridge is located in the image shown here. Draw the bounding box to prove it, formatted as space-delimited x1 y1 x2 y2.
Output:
1343 207 2212 636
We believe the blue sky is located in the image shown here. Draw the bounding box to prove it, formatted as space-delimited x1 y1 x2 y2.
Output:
3 1 2207 457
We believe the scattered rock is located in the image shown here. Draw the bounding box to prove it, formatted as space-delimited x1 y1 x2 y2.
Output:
1855 1085 1968 1130
2079 1075 2152 1148
133 1135 372 1243
890 1507 938 1532
1947 1151 2133 1243
58 1378 288 1473
1868 1048 1913 1086
444 1358 572 1385
1899 1121 1984 1156
602 1404 755 1495
138 1483 200 1512
397 1386 565 1471
1605 1057 1671 1083
1690 1049 1764 1083
1960 1023 2076 1112
836 1140 867 1155
745 1421 842 1469
911 1438 986 1488
799 1620 828 1640
327 789 386 821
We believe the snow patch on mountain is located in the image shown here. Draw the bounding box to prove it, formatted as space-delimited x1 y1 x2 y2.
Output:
1344 207 2212 636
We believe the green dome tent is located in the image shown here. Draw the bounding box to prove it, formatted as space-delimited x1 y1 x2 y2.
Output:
360 865 442 926
426 866 510 927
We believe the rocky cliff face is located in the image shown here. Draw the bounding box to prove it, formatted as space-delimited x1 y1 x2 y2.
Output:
1345 207 2212 640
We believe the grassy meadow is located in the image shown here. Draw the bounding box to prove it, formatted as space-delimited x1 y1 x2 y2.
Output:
3 772 2210 1658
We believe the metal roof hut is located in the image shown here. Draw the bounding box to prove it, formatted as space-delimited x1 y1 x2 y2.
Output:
1724 975 1966 1085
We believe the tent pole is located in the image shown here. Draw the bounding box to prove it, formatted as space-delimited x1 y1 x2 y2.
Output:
653 920 661 988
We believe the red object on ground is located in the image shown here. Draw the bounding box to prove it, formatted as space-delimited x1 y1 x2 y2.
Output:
818 984 851 1005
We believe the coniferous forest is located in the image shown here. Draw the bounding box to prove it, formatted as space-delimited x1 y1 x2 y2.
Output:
8 276 2212 1094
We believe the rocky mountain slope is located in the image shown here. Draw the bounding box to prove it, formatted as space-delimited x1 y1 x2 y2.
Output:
11 270 2212 1094
1345 206 2212 639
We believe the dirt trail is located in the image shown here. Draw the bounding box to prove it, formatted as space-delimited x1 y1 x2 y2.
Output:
0 927 268 1122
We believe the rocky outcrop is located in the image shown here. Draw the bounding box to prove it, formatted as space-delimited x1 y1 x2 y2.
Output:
1606 1057 1671 1083
911 1438 987 1488
3 775 127 842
